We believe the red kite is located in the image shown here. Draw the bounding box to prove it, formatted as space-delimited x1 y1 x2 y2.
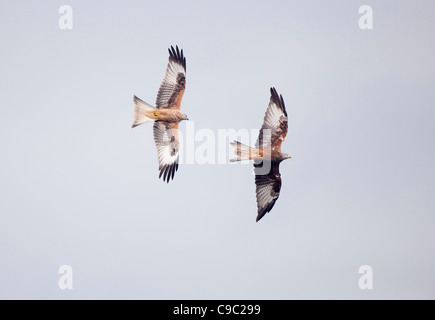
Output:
132 46 188 183
231 88 290 222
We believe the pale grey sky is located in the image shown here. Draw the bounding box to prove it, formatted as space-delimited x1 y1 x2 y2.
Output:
0 0 434 299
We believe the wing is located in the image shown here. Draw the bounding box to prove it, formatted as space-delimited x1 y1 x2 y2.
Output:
254 161 282 222
153 121 180 183
155 45 186 110
256 87 288 151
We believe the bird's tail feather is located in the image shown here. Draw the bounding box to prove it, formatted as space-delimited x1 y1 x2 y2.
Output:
132 95 156 128
230 141 254 162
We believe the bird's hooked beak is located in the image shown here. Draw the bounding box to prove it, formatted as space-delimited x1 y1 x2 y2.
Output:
287 155 291 159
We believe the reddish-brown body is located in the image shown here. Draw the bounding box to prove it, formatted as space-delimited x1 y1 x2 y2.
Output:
145 109 186 123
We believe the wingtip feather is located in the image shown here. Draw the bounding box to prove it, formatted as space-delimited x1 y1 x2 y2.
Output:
158 162 179 183
269 87 287 116
167 45 186 71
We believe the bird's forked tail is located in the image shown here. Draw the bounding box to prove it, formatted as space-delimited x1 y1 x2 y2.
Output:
132 95 156 128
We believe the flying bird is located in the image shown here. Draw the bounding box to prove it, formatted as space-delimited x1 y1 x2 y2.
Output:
132 45 188 183
231 88 291 222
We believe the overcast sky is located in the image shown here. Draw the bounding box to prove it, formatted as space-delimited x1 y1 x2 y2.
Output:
1 0 434 299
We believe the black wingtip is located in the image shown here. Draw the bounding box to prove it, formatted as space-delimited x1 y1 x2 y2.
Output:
269 87 287 117
168 45 186 71
159 163 179 183
256 211 267 222
256 197 278 222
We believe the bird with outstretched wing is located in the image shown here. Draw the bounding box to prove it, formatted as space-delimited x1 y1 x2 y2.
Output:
132 45 188 183
231 87 291 222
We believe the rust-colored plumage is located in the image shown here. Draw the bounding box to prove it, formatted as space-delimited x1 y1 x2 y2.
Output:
132 46 188 182
231 87 291 222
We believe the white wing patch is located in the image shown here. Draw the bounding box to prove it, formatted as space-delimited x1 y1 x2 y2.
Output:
153 122 179 182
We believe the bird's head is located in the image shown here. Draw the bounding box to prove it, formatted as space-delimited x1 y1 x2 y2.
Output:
182 114 189 121
283 153 291 160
